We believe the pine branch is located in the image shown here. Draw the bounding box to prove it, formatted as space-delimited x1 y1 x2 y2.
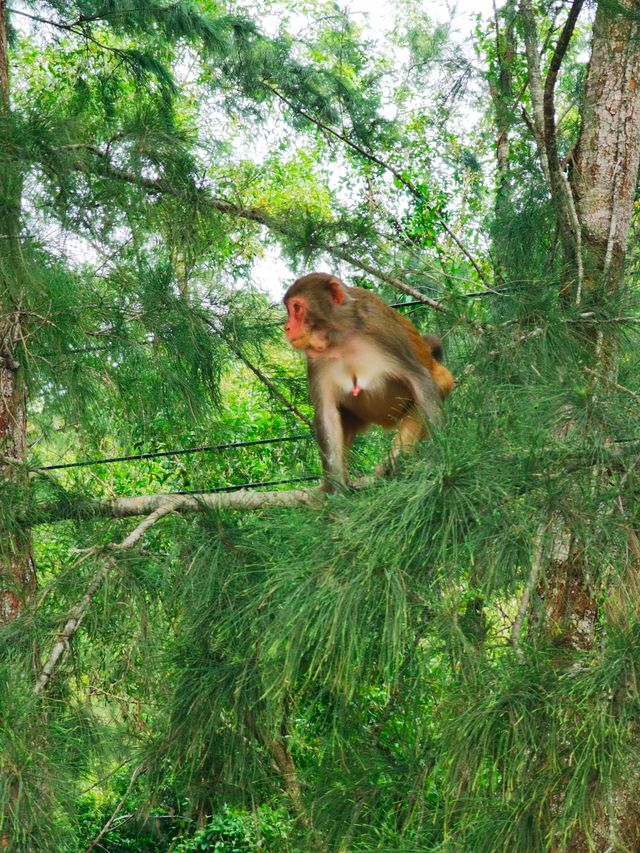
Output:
87 762 147 852
330 247 453 315
36 479 386 526
236 351 313 427
263 81 489 287
373 610 431 746
34 504 177 694
67 147 455 312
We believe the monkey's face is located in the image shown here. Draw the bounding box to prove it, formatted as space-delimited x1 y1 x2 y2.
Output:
284 275 349 356
284 295 331 354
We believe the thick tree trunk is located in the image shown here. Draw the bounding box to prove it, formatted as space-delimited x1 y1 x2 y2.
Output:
0 0 34 622
571 0 640 291
0 322 35 622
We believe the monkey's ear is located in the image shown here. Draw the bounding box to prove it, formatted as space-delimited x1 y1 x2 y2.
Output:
326 278 347 305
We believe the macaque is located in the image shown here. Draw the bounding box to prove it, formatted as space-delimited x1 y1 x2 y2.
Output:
283 272 454 489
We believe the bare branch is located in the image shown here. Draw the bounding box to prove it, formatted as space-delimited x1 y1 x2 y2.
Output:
87 763 147 852
34 505 178 694
34 555 111 694
110 503 177 549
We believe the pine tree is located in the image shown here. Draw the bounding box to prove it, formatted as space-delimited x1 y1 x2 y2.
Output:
2 1 640 851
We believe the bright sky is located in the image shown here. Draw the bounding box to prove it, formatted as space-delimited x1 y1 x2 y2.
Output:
253 0 496 298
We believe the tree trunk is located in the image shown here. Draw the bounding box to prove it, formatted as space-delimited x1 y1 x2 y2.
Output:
0 0 35 622
571 0 640 292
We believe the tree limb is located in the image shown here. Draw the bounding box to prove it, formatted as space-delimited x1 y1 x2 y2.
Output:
541 0 585 295
34 504 178 694
38 485 321 526
68 148 457 311
262 82 489 287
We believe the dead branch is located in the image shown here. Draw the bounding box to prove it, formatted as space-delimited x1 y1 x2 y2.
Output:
34 505 179 694
87 762 147 852
34 555 111 694
110 503 177 549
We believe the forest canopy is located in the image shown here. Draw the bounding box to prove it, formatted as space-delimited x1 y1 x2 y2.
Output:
1 0 640 850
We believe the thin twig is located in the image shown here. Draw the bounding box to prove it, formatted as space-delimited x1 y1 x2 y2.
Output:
583 367 640 406
197 312 313 427
87 763 147 852
511 528 546 660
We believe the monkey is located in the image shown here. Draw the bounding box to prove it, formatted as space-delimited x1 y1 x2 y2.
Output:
283 272 454 489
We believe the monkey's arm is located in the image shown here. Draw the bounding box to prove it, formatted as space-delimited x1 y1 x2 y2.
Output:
309 367 347 490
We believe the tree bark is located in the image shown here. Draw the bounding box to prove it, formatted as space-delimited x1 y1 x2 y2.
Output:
0 0 35 622
571 0 640 291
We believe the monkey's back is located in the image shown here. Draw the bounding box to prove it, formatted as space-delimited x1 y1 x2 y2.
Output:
349 288 454 399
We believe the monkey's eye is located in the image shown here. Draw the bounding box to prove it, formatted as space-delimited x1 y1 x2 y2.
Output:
291 302 303 317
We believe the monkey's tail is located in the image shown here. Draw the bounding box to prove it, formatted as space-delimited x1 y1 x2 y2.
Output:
422 333 443 363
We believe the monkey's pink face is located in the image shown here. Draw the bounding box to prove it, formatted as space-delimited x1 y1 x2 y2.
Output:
284 296 329 354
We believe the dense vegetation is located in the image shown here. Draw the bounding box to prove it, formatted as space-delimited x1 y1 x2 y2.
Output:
1 1 640 850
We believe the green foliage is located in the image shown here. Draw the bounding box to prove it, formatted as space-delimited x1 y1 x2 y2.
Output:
172 805 292 852
2 1 640 852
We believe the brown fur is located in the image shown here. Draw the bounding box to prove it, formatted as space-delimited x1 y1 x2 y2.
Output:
284 273 454 488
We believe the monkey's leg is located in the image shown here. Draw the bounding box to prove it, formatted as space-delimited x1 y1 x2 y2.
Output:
340 409 365 488
315 404 347 491
408 372 444 429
